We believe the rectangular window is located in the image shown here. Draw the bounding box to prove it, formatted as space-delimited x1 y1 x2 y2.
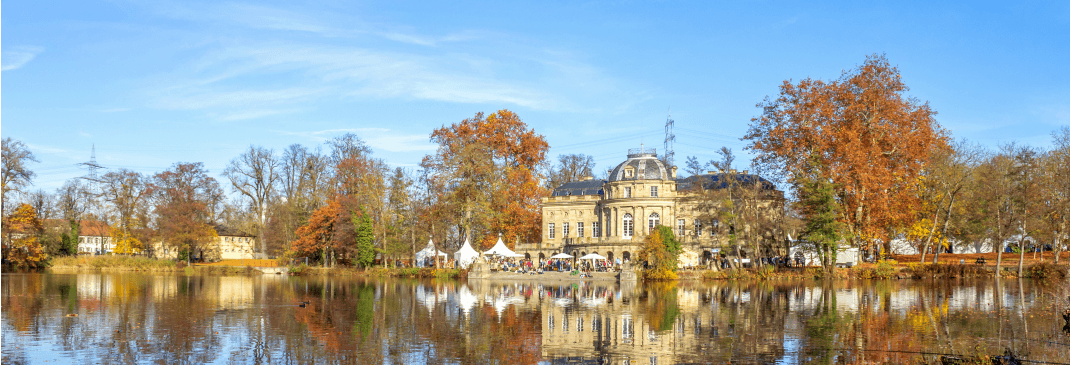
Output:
694 220 703 236
677 219 686 237
577 222 584 237
593 222 601 237
650 186 658 197
623 219 634 238
548 223 555 239
624 187 632 198
563 222 570 237
711 219 719 236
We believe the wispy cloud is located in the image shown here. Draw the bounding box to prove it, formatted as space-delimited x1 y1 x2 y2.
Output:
279 128 435 153
25 143 73 155
2 46 44 71
211 109 297 121
129 2 620 113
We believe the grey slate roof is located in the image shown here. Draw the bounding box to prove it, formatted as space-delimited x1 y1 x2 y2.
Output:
551 179 606 197
675 173 777 191
608 153 669 182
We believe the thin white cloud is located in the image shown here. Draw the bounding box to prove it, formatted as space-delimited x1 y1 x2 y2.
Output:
25 143 73 155
279 128 435 152
2 46 44 71
131 2 625 115
211 108 296 121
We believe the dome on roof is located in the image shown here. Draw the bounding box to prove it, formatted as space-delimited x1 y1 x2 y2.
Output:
608 148 670 182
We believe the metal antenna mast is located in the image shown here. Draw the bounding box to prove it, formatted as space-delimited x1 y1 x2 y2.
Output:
664 108 675 167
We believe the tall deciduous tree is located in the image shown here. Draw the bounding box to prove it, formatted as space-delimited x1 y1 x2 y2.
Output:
421 110 549 249
2 138 39 214
100 169 151 254
224 145 279 257
545 154 595 189
291 199 341 266
151 163 222 261
744 54 949 257
1038 127 1070 263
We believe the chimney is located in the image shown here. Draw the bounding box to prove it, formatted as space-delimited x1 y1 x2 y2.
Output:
707 171 717 175
743 170 749 175
729 169 737 174
583 176 594 181
671 166 678 179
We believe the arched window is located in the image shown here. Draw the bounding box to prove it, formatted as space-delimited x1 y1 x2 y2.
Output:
622 213 634 238
648 212 660 233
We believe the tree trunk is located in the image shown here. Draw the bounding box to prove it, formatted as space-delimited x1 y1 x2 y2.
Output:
933 196 955 265
920 210 940 263
995 209 1004 273
1018 221 1026 278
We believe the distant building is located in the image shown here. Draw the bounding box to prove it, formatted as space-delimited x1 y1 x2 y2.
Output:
515 147 784 264
75 221 114 255
151 224 257 261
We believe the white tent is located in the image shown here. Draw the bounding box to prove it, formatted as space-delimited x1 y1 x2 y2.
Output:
549 253 573 259
454 238 480 269
578 253 606 260
677 248 700 268
483 237 518 257
415 239 448 264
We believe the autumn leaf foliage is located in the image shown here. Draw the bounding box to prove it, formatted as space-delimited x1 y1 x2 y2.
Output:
421 110 549 249
639 225 681 280
2 203 50 269
745 54 949 251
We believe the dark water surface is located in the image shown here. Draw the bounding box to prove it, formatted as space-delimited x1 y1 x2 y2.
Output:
3 273 1069 364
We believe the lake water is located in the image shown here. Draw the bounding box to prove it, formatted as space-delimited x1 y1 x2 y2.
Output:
3 273 1069 364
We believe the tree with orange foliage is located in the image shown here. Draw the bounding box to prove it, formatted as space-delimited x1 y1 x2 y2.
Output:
291 199 341 266
150 163 222 261
421 110 549 250
2 203 50 269
745 54 949 259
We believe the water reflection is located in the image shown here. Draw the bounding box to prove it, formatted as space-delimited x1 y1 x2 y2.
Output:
3 273 1069 364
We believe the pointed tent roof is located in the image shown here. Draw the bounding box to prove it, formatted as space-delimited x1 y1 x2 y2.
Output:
454 237 480 269
416 239 448 262
483 237 518 257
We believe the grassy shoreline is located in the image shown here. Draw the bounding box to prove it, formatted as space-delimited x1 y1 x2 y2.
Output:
691 261 1068 281
41 256 465 278
32 256 1070 281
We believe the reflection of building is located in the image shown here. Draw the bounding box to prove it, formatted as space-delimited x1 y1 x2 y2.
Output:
517 147 784 263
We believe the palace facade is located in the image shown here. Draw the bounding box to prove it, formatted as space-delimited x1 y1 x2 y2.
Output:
515 147 784 264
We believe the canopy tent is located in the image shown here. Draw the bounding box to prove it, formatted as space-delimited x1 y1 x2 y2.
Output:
483 237 519 257
578 253 606 260
677 248 701 268
415 239 448 264
454 238 480 269
549 253 574 259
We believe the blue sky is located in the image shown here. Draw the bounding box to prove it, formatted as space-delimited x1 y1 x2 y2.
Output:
3 1 1068 192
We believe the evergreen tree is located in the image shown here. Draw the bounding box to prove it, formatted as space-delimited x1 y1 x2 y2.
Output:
799 176 843 269
353 208 376 269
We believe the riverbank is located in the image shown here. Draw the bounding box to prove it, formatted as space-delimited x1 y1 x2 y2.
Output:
690 261 1068 281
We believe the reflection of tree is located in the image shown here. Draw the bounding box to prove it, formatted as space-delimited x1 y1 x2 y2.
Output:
642 281 681 331
6 275 1070 363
